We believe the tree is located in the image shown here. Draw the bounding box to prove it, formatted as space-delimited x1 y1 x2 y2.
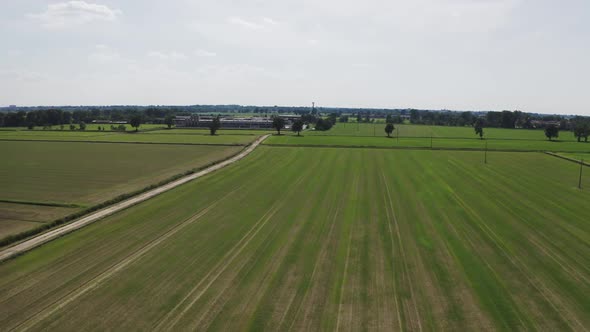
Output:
410 109 419 123
129 114 142 132
315 118 334 131
385 123 394 137
292 119 304 136
573 121 590 142
165 114 174 129
474 118 484 139
544 124 559 141
79 121 86 130
356 113 362 123
272 116 285 135
209 116 221 135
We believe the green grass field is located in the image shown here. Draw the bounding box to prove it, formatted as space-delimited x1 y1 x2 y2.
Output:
0 141 242 238
0 130 259 145
309 123 580 141
266 134 590 153
1 147 588 330
0 124 167 132
149 128 273 135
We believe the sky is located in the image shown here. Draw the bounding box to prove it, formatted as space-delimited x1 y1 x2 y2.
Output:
0 0 589 115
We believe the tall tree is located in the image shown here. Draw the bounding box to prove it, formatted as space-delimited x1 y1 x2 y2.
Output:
129 114 142 132
386 114 393 124
209 116 221 135
292 119 304 136
574 121 590 142
385 123 394 137
544 124 559 141
164 114 174 129
474 118 484 139
272 116 286 135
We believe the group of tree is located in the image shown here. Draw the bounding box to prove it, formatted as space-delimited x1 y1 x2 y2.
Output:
2 106 589 142
385 114 403 124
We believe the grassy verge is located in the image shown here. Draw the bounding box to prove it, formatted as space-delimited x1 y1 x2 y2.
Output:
0 199 85 208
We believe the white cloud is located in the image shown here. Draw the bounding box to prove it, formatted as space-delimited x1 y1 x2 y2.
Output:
147 51 188 60
88 44 120 63
263 17 279 25
0 69 47 82
194 49 217 57
228 17 263 30
27 1 122 29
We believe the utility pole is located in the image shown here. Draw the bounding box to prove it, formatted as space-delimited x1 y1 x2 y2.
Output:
579 158 584 189
373 123 376 136
430 135 433 149
484 141 488 164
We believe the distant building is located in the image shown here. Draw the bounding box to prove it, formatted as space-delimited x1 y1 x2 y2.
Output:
530 120 561 128
174 115 277 129
91 120 127 124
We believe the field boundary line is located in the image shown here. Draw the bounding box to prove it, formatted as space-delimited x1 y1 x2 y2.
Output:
0 199 84 208
264 143 590 154
0 138 246 147
0 135 270 263
544 152 590 167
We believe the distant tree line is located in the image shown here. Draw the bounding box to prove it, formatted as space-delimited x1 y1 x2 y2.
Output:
1 106 588 140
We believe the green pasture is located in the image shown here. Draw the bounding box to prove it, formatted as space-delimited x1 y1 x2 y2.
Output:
147 128 272 136
0 130 259 145
310 123 580 141
0 141 242 239
1 147 588 330
266 133 590 153
0 124 166 132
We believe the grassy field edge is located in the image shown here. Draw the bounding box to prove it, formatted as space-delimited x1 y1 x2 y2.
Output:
0 143 253 249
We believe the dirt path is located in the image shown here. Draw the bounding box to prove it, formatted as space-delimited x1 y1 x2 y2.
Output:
0 135 269 263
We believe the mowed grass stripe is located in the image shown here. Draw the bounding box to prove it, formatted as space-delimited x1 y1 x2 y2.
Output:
0 147 589 330
15 148 304 331
0 147 278 330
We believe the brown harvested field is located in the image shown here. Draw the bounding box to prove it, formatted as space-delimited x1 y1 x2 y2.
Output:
0 203 80 238
0 141 242 239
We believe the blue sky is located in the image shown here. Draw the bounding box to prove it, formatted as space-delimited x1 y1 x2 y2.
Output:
1 0 589 115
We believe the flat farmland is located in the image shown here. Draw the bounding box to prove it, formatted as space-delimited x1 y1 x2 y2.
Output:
149 128 273 135
1 147 588 331
310 123 580 141
0 141 242 238
0 124 167 131
0 130 258 145
266 134 590 153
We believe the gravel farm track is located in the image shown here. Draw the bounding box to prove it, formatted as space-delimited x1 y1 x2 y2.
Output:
0 135 269 262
